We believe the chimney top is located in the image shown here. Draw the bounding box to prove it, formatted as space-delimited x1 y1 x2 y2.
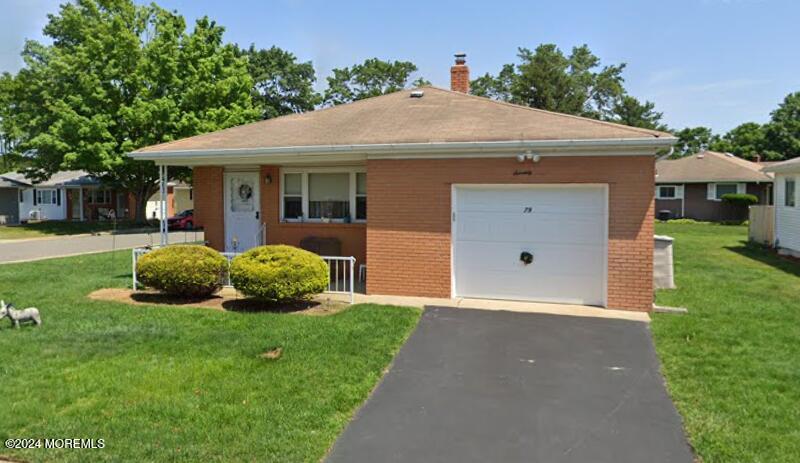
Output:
450 52 470 93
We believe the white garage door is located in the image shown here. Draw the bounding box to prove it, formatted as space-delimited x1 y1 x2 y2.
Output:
453 185 607 306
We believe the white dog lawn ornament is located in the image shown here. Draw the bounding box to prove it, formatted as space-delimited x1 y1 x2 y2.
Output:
0 300 42 328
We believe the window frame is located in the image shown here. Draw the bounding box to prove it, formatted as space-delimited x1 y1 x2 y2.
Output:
708 182 745 201
656 184 683 200
280 167 366 223
786 177 796 208
36 188 57 205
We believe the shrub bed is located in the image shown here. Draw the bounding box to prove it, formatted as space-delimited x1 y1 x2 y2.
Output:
136 245 228 297
230 245 328 302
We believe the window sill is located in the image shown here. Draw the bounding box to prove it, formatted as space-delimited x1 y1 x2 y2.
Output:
278 221 366 228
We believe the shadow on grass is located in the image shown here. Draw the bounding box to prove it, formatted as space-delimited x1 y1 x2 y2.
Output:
725 241 800 278
127 291 321 314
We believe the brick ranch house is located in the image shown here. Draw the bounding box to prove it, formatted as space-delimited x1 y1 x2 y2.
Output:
131 55 676 312
655 150 773 221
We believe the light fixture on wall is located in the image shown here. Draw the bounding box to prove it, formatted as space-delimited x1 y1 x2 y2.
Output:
265 174 272 185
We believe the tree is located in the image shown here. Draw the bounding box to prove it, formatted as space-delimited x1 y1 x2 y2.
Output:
673 127 720 157
470 44 626 119
2 0 259 222
608 95 667 131
710 122 768 160
763 92 800 161
236 44 320 120
322 58 426 106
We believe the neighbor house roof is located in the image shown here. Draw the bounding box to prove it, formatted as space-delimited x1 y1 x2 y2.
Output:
763 156 800 174
656 151 773 183
132 86 674 161
0 170 100 187
0 174 30 188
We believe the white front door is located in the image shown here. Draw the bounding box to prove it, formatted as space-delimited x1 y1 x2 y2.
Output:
452 184 607 306
224 171 261 253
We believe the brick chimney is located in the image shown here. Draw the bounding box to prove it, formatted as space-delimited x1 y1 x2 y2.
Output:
450 52 469 93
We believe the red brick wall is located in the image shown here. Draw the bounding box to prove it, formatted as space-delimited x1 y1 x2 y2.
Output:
193 166 224 250
366 156 655 311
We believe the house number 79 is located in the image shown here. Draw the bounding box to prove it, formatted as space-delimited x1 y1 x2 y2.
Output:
523 207 533 213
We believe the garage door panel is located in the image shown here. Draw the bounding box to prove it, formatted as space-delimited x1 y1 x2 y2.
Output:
453 185 606 306
458 212 604 244
455 269 604 305
455 241 604 275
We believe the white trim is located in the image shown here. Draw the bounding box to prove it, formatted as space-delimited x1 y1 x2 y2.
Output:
707 182 746 201
131 137 676 165
450 183 609 308
279 166 366 223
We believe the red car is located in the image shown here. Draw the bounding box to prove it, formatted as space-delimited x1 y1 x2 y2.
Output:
167 209 195 230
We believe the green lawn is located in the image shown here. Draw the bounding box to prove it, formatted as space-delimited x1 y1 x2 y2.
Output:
652 222 800 462
0 221 156 240
0 252 420 462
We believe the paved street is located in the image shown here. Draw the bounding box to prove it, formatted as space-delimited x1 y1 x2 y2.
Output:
326 306 694 463
0 231 204 263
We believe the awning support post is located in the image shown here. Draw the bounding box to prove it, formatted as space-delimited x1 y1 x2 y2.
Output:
159 164 168 246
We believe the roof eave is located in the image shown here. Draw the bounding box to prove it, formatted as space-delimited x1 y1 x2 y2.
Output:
129 137 678 164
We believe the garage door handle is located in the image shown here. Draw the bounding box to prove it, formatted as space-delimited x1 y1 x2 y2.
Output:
520 251 533 265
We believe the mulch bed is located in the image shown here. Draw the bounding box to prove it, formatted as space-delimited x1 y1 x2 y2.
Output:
88 288 348 316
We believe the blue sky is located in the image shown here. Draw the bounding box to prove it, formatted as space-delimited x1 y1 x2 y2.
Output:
2 0 798 132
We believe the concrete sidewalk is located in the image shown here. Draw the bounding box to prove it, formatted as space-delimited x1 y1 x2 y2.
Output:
0 231 204 264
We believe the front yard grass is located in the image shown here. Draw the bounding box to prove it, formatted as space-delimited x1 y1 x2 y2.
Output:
652 222 800 462
0 220 156 240
0 251 420 462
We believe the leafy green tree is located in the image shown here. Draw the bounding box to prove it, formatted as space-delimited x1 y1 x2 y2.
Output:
764 92 800 161
2 0 259 222
323 58 426 106
236 44 320 119
608 95 667 131
673 126 720 157
470 44 626 119
710 122 768 160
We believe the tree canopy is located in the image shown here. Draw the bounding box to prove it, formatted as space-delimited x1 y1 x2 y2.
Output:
236 44 320 120
0 0 259 221
322 58 428 106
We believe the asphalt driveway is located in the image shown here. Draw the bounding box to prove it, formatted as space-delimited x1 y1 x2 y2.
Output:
326 307 693 463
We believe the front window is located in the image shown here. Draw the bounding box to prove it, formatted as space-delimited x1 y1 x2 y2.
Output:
88 189 112 204
309 173 350 219
36 189 57 205
356 172 367 220
282 173 303 219
281 169 366 222
786 178 796 207
714 183 739 200
656 185 681 199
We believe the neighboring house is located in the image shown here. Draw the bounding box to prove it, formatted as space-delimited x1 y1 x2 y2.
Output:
0 170 133 223
764 158 800 257
131 54 676 312
655 151 773 221
146 182 193 219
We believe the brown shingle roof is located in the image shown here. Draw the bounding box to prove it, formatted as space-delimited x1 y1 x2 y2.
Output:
763 156 800 174
135 86 672 154
656 151 773 183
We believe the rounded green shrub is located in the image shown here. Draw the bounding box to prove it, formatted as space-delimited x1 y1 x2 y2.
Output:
136 245 228 297
721 193 759 206
230 245 328 302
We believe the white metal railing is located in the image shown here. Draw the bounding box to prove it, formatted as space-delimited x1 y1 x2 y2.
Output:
321 256 356 303
132 247 356 303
